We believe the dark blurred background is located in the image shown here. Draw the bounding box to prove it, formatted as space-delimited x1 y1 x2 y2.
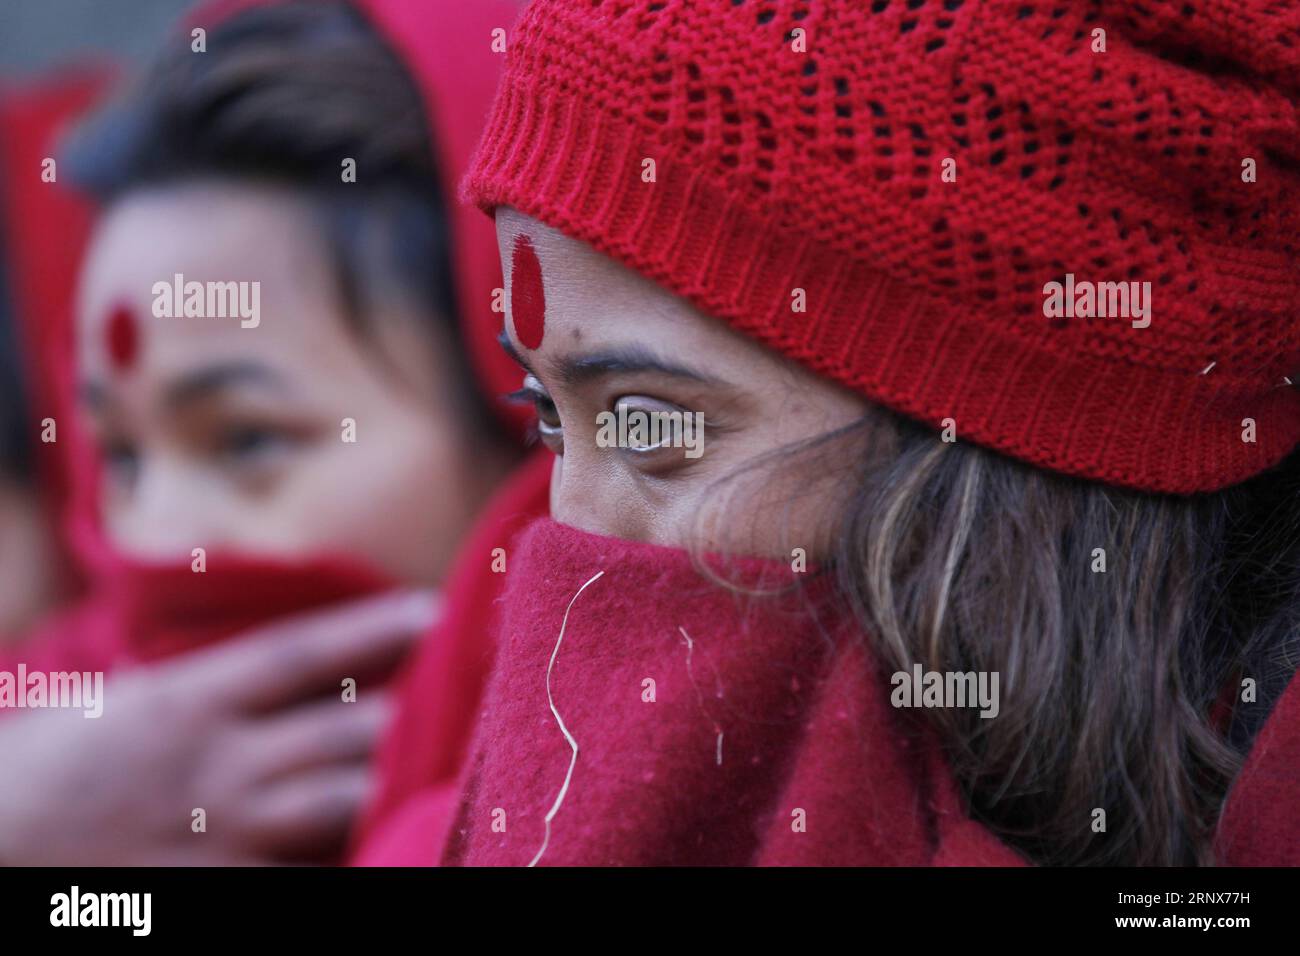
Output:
0 0 196 74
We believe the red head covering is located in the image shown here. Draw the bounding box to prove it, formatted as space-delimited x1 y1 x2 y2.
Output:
0 68 113 597
353 0 530 439
465 0 1300 494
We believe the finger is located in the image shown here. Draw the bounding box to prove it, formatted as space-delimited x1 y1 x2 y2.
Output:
175 590 437 712
234 694 393 784
236 765 373 859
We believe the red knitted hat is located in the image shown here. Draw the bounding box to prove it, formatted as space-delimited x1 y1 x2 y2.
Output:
465 0 1300 494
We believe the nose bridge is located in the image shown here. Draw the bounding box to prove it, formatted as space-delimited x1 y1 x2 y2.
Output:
547 446 624 537
547 449 586 529
111 454 228 560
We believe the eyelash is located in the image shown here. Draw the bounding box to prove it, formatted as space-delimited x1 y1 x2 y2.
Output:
503 386 532 410
93 422 304 491
505 380 553 417
505 375 718 468
506 377 565 451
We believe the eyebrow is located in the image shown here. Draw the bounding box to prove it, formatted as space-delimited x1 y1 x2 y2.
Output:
497 330 726 388
79 360 291 411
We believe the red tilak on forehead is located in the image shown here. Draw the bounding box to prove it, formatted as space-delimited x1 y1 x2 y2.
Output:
105 303 140 371
511 234 546 351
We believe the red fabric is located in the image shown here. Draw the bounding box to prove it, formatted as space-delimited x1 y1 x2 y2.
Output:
1214 674 1300 866
104 554 396 664
352 448 552 864
433 517 1026 866
411 516 1293 866
0 597 120 681
0 69 113 596
355 0 529 439
0 554 399 689
465 0 1300 494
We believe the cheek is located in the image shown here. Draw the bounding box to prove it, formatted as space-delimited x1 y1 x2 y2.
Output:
548 448 668 543
549 420 853 558
101 466 247 561
273 418 457 581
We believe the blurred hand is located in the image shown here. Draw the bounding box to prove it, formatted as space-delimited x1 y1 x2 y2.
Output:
0 589 435 865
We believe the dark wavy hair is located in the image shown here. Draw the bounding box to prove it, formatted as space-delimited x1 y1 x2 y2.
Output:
706 406 1300 865
0 233 33 486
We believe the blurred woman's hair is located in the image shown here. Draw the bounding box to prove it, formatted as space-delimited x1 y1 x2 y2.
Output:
0 236 33 487
64 0 510 446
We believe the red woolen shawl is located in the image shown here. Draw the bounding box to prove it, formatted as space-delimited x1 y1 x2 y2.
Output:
4 553 397 681
352 448 552 865
1214 678 1300 866
0 69 111 603
428 516 1297 866
438 517 1028 866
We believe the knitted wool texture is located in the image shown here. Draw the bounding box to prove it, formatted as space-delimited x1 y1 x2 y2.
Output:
465 0 1300 494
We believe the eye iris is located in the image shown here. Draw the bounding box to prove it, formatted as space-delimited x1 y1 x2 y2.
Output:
613 398 691 454
223 427 293 465
535 394 560 428
107 442 137 471
522 374 562 431
231 429 266 452
102 441 140 488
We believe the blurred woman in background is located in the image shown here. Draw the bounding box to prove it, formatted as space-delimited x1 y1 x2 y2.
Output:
67 0 521 588
0 0 525 864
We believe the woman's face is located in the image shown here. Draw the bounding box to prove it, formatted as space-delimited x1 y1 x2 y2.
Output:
76 181 483 585
496 207 868 557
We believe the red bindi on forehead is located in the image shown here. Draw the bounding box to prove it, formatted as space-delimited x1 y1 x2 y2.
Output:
105 303 140 371
510 234 546 351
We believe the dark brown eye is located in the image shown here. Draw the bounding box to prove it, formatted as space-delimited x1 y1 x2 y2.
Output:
521 374 564 452
102 438 141 487
612 396 683 452
528 378 561 430
215 424 297 470
601 396 708 472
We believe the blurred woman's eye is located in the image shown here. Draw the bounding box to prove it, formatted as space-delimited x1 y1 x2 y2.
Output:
101 439 141 489
215 424 298 470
